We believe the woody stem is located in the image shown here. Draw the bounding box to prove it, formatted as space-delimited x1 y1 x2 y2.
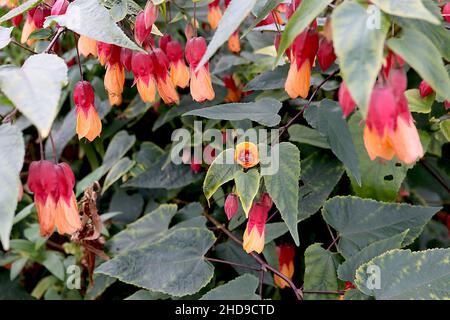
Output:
10 39 37 54
44 27 65 54
205 257 261 271
204 213 303 300
73 32 84 80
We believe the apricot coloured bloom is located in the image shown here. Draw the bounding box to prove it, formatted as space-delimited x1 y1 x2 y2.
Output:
207 0 222 30
151 48 180 105
274 244 295 289
99 43 125 106
78 35 98 58
243 196 272 254
185 37 215 102
234 142 259 169
132 52 156 103
74 81 102 142
28 161 81 236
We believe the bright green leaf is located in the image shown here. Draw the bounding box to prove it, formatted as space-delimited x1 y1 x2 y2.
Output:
102 157 136 193
288 124 330 149
201 274 260 300
371 0 440 24
234 169 260 217
405 89 435 114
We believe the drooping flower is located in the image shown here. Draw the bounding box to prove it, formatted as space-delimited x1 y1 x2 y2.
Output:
21 7 49 44
134 11 153 46
99 43 125 106
243 198 271 254
284 26 319 99
150 48 179 104
165 40 190 88
382 50 404 78
224 0 240 53
419 80 433 98
317 37 336 72
224 193 239 220
224 75 242 103
28 161 81 236
274 244 295 289
363 69 423 164
120 47 133 72
338 81 357 117
50 0 68 16
78 35 98 58
73 81 102 142
234 142 259 169
185 37 215 102
132 52 156 103
207 0 222 30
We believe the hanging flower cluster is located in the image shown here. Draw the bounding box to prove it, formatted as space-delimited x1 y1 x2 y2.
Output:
338 52 424 165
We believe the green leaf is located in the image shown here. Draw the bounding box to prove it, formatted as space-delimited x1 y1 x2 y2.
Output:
102 0 142 15
0 26 13 49
107 204 178 253
0 0 42 23
0 125 24 250
337 231 408 282
103 130 136 168
0 54 68 137
49 0 142 51
244 65 288 91
298 152 344 221
125 289 170 300
0 270 32 300
85 274 117 300
10 257 28 281
332 1 389 115
304 100 361 185
355 249 450 299
440 120 450 142
102 157 135 193
303 243 340 300
242 0 284 38
31 276 58 300
347 113 409 201
288 124 330 149
370 0 440 24
96 227 216 297
203 149 241 200
322 196 440 259
234 169 260 217
201 274 260 300
40 251 65 281
28 28 53 40
196 0 258 71
405 89 435 114
263 142 300 245
109 0 128 22
388 28 450 102
184 98 283 127
125 154 203 190
395 17 450 61
275 0 332 65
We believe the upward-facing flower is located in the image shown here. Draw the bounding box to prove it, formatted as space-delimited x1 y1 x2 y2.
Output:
78 35 98 58
99 43 125 106
150 48 179 104
274 244 295 289
364 69 423 164
165 40 190 88
284 26 319 99
234 142 259 169
207 0 222 30
74 81 102 142
243 197 272 254
132 52 156 103
185 37 215 102
28 161 81 236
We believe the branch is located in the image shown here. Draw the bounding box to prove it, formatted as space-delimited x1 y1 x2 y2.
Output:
205 257 261 272
44 27 65 54
278 68 340 138
204 213 303 300
10 39 37 54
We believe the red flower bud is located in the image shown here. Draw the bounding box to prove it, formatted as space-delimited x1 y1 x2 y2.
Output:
11 14 22 27
144 1 158 29
317 37 336 72
51 0 69 16
120 47 133 72
442 3 450 23
224 194 239 220
419 80 433 98
134 11 152 46
338 82 357 117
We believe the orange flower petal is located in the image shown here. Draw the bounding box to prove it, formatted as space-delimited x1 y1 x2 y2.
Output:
391 117 424 165
208 7 222 30
285 59 311 99
190 67 215 102
157 76 179 105
36 196 56 237
234 142 259 168
363 125 395 161
78 35 98 58
55 194 81 235
170 61 190 89
137 78 157 103
228 32 240 53
243 226 265 254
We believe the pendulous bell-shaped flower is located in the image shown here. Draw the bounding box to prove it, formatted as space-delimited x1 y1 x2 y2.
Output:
150 48 180 104
132 52 156 103
164 39 190 89
98 43 125 106
243 196 272 254
338 81 357 117
207 0 222 30
274 244 295 289
78 35 97 58
73 81 102 142
28 161 81 237
185 37 215 102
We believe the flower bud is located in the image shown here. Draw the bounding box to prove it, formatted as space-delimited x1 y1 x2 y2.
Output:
134 11 152 46
419 80 433 98
51 0 69 16
338 82 357 117
224 194 239 220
